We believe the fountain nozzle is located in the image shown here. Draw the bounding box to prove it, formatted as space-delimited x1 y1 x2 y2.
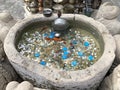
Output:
52 11 70 33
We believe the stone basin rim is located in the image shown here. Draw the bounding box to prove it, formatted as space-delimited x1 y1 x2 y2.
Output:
4 14 116 84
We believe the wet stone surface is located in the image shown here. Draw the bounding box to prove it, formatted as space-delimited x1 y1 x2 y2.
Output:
17 25 101 71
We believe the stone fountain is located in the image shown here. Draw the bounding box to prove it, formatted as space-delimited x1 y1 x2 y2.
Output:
4 14 116 90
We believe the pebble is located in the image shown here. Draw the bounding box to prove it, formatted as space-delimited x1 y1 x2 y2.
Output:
34 52 40 57
17 26 101 71
49 35 55 39
62 55 68 60
78 51 84 57
63 51 69 55
88 55 94 61
84 41 90 47
71 60 78 67
62 47 68 51
40 61 46 66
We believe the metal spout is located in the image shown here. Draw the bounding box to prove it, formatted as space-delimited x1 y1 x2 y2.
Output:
52 11 70 33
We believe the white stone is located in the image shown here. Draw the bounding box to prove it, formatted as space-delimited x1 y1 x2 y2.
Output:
15 81 33 90
0 11 13 23
0 11 16 42
23 5 33 18
94 2 120 35
6 81 49 90
95 2 120 20
99 65 120 90
53 0 63 3
0 11 18 90
6 81 19 90
0 26 9 42
114 35 120 63
99 34 120 90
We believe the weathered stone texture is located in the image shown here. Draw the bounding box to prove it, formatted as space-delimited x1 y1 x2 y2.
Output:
6 81 49 90
0 0 24 20
0 58 18 90
94 2 120 35
4 14 116 90
0 11 16 42
102 0 120 21
99 65 120 90
0 11 19 90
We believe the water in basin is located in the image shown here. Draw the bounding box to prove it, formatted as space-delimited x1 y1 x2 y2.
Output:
16 21 103 71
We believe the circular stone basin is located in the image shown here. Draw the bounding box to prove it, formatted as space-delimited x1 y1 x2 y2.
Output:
4 14 116 90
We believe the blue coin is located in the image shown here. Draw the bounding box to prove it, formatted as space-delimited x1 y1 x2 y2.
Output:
62 55 68 60
34 52 40 57
49 32 56 39
40 61 46 66
49 34 55 39
63 51 69 55
88 55 94 61
78 51 84 57
62 47 68 51
71 60 78 67
84 41 90 47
